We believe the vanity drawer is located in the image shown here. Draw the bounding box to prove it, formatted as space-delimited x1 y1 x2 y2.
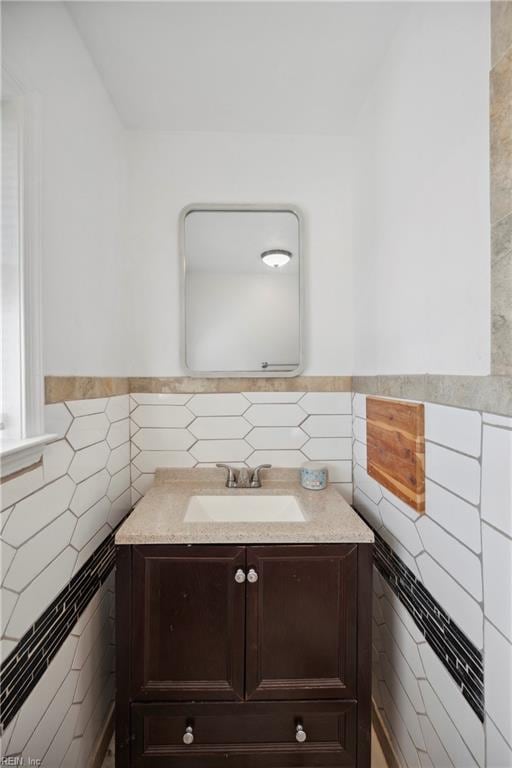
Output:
131 701 357 767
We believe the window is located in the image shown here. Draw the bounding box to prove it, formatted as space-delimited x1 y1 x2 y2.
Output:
1 74 52 477
2 98 22 441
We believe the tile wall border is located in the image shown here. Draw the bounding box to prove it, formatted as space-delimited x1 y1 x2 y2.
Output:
45 376 130 403
44 374 512 414
353 374 512 416
44 376 352 402
490 1 512 375
128 376 352 394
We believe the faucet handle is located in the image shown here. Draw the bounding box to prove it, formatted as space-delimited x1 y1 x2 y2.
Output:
216 463 239 488
250 464 272 488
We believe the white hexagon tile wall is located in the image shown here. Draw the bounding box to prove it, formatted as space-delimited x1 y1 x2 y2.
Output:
351 392 512 768
1 389 353 767
1 395 131 767
129 391 354 504
2 387 511 768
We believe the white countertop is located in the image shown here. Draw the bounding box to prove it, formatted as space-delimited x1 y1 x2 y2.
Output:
115 468 374 545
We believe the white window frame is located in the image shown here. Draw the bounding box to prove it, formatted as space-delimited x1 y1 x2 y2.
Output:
1 70 55 478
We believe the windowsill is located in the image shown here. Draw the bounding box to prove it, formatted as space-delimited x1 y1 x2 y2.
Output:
0 434 58 480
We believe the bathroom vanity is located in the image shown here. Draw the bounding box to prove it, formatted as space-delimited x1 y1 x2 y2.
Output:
115 469 374 768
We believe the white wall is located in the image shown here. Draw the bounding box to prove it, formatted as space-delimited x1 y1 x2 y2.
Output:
2 2 492 381
2 2 130 376
352 2 490 376
124 131 353 376
3 3 489 380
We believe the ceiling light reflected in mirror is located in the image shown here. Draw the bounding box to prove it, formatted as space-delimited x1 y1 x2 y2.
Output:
260 249 292 269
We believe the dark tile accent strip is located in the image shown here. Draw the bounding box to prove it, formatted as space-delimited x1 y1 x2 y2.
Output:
372 530 484 721
0 524 124 731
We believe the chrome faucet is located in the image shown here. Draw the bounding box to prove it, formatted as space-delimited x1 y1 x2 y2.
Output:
216 463 271 488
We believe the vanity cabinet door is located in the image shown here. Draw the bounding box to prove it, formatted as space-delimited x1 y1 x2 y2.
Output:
132 545 246 701
245 544 358 701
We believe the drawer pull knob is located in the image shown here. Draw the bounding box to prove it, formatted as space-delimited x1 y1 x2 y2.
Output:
183 726 194 745
247 568 258 583
296 724 307 743
234 569 246 583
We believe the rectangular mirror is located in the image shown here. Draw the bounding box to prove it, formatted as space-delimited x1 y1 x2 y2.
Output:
181 205 303 377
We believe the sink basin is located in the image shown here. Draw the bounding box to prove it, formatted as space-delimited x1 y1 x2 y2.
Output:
184 495 305 523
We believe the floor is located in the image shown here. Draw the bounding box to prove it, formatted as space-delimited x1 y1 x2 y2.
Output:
371 727 391 768
102 729 391 767
101 735 114 768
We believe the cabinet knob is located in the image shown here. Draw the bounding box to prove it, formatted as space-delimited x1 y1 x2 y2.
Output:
247 568 258 583
296 724 307 743
183 726 194 745
234 568 246 583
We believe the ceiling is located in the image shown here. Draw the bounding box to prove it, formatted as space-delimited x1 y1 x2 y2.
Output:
67 1 405 134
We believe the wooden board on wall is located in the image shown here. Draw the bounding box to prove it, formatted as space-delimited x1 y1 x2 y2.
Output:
366 397 425 513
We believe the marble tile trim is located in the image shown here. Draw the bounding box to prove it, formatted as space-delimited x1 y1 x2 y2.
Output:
45 377 130 403
45 375 512 415
45 376 352 403
491 3 512 375
491 1 512 67
352 375 512 416
129 376 352 394
0 526 120 730
491 27 512 228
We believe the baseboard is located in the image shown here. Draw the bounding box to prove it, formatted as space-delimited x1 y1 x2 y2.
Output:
90 702 115 768
372 701 402 768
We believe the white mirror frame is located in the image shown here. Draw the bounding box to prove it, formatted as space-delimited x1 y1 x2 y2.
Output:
180 203 304 378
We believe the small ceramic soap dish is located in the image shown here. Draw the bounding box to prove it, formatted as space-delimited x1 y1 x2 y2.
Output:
300 462 328 490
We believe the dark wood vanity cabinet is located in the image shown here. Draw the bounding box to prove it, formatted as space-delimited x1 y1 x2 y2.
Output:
245 545 358 702
116 543 372 768
132 545 246 701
